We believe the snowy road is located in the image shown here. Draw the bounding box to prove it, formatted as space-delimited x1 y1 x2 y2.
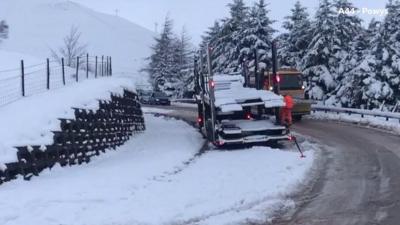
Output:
152 104 400 225
273 120 400 225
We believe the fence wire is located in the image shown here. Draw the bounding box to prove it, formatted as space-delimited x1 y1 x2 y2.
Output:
0 55 111 107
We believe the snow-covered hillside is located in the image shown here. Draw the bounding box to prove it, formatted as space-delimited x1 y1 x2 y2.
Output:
0 0 154 74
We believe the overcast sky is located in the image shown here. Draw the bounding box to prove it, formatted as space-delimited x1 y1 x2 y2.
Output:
73 0 388 44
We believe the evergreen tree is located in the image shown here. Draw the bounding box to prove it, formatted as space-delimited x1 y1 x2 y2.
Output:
334 29 369 107
361 0 400 108
146 17 194 97
333 0 363 84
336 0 400 109
302 0 340 100
238 0 275 72
211 0 248 73
147 16 178 96
173 28 194 97
0 20 9 43
279 1 311 69
326 0 364 105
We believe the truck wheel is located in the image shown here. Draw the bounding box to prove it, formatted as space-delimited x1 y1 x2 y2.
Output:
293 115 302 121
205 119 215 142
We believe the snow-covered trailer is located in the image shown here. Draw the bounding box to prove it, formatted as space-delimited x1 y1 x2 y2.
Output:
196 74 290 147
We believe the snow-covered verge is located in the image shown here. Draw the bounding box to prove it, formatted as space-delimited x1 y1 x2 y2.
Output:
310 111 400 135
0 76 135 165
0 114 315 225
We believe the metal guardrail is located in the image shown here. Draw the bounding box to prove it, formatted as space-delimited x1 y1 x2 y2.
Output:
311 105 400 123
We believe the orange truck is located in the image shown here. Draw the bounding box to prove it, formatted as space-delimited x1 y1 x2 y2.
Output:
264 68 311 121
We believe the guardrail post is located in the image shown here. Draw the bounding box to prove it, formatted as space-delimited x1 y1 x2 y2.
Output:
46 58 50 90
76 56 80 82
62 58 66 85
21 60 25 97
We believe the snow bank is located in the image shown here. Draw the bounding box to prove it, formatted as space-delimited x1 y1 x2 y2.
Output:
311 111 400 135
0 114 204 225
0 77 135 164
0 114 314 225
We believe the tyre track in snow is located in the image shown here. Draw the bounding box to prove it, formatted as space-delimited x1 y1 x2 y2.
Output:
142 105 210 180
272 119 400 225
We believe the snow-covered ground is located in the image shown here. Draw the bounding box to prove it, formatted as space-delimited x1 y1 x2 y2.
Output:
311 111 400 135
0 114 315 225
0 76 135 165
0 0 154 74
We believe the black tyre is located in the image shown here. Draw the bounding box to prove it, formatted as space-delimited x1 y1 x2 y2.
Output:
205 119 215 142
293 115 302 121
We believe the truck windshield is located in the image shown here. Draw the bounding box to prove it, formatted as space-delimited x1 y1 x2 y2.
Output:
280 74 302 90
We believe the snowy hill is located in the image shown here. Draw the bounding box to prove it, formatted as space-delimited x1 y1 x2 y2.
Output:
0 0 154 74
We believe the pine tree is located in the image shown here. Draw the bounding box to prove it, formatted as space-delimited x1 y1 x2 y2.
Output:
326 0 364 105
337 0 400 109
0 20 9 43
199 21 222 72
302 0 340 100
238 0 275 72
147 16 178 95
146 17 194 97
279 1 311 69
334 30 369 107
174 28 194 97
333 0 363 84
212 0 248 73
381 0 400 107
361 0 400 109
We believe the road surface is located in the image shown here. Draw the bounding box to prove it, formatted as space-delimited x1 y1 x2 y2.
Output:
148 104 400 225
273 120 400 225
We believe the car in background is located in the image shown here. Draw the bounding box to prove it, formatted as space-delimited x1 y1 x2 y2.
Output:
149 91 171 105
137 90 152 104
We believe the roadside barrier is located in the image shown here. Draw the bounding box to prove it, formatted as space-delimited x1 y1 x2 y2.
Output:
0 89 145 184
312 105 400 123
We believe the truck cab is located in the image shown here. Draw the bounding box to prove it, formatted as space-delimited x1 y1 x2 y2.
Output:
264 69 311 120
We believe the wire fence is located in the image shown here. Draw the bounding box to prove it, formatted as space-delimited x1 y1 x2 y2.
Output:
0 54 112 107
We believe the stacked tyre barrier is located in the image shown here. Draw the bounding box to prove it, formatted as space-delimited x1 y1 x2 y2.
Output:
0 89 145 184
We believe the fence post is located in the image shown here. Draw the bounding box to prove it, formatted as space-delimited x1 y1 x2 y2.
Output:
110 57 112 76
86 53 89 79
21 60 25 97
95 56 98 78
46 58 50 90
106 56 109 76
101 55 104 77
62 58 66 85
109 57 111 76
76 56 80 82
